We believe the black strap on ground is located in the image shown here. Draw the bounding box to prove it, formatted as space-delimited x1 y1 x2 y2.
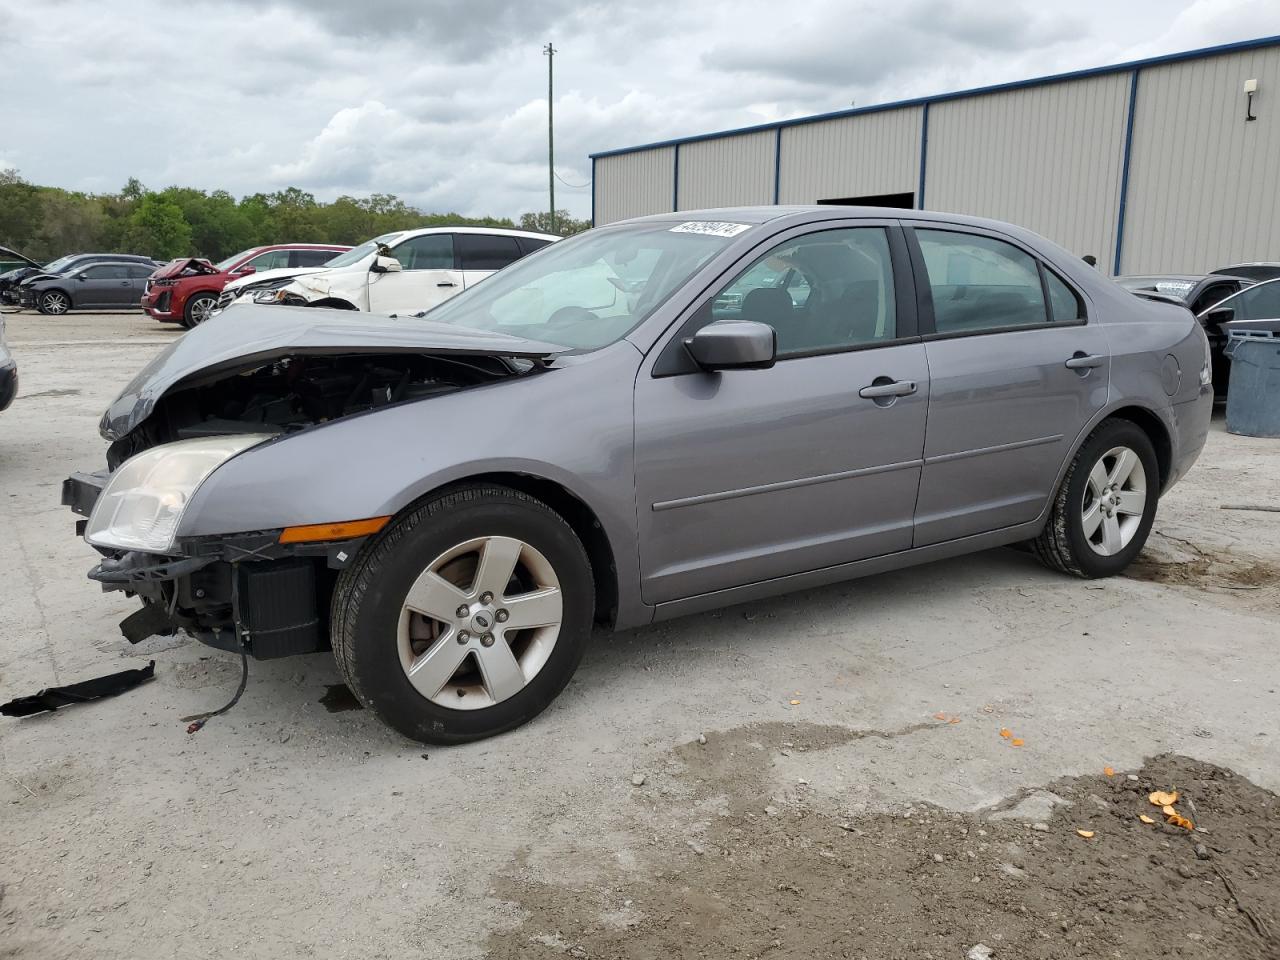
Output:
181 649 249 734
1 661 156 718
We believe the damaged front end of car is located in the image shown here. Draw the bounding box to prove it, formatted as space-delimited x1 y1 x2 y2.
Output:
63 305 560 660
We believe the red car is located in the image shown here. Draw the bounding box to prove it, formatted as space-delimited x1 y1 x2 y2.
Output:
142 244 350 327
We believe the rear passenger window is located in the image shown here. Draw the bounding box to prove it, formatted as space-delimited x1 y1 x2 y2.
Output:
518 238 554 256
458 234 522 271
916 230 1047 334
1046 270 1084 321
127 265 154 279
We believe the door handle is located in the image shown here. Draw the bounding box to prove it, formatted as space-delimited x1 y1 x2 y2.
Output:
858 379 917 399
1064 353 1104 369
437 281 457 288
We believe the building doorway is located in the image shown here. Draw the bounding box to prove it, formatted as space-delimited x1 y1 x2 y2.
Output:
817 192 915 209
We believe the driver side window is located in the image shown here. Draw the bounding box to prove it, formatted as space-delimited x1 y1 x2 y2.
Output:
710 228 896 357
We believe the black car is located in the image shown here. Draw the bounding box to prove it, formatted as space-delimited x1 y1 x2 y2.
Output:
14 253 160 311
0 246 46 305
1210 262 1280 283
20 260 158 315
1115 273 1253 314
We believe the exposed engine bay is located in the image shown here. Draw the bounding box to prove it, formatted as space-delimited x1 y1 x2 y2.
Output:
106 351 530 467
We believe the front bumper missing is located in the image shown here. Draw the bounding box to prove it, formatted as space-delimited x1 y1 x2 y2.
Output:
63 467 368 660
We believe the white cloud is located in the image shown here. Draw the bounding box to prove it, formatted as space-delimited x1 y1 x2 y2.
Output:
4 0 1276 221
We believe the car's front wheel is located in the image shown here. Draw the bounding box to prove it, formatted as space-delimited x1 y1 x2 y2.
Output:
1033 419 1159 578
331 485 594 744
38 290 71 316
184 292 219 328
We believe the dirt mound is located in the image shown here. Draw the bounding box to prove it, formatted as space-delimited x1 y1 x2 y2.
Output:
486 738 1279 960
1126 532 1280 591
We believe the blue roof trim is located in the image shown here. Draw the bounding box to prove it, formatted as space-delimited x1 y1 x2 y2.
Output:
589 34 1280 159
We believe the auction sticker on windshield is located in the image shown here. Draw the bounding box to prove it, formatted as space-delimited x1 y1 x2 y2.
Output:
669 221 752 238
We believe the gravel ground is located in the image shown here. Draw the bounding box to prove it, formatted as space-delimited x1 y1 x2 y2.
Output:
1 310 1278 959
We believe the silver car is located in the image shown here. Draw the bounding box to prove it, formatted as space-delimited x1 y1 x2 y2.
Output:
64 207 1213 743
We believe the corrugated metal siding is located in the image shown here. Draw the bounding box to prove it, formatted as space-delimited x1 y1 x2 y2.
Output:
593 147 675 224
777 108 922 203
1121 46 1280 274
925 73 1130 271
677 131 775 210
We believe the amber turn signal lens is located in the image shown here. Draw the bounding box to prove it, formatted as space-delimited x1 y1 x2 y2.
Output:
278 516 391 544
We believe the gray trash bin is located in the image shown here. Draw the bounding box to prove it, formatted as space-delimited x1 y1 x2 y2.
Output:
1225 330 1280 438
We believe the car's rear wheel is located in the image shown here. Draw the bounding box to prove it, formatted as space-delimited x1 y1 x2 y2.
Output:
1033 419 1159 578
184 292 219 327
38 290 70 316
331 484 594 744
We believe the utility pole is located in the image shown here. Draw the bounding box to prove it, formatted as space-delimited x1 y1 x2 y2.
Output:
544 42 556 235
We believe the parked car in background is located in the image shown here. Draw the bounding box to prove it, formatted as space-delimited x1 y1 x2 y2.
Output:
238 227 558 315
0 315 16 412
1115 273 1253 314
64 207 1212 744
0 246 46 304
143 244 350 328
1210 262 1280 283
20 260 157 315
14 253 161 311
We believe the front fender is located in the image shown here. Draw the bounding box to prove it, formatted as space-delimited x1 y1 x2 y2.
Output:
176 341 645 614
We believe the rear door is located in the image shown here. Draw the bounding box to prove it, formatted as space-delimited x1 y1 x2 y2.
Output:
125 264 153 305
369 233 459 314
907 225 1109 546
634 221 929 603
459 234 525 290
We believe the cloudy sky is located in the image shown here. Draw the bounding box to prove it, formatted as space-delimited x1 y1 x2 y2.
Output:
1 0 1275 220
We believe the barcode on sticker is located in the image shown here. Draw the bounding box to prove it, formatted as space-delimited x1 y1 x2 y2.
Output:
669 221 752 238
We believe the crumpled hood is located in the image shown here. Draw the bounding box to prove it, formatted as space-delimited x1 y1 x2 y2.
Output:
223 266 325 296
0 246 43 269
151 257 218 280
101 304 566 440
20 272 62 286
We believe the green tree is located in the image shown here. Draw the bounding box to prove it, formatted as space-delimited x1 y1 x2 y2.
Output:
125 195 194 259
0 169 43 254
519 209 591 236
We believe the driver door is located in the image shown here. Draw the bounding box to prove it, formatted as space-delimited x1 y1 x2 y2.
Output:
633 222 929 604
369 234 460 315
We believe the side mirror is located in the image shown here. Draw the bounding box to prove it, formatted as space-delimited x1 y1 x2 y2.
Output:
74 272 89 281
1202 307 1235 327
371 255 403 274
235 265 256 276
684 319 776 371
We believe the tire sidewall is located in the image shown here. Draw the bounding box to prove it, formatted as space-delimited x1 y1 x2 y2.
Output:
1062 422 1159 577
343 493 593 743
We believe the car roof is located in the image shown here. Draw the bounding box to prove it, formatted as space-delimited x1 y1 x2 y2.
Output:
397 226 560 242
252 243 351 250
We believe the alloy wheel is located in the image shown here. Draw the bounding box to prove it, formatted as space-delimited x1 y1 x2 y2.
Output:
397 536 563 710
41 292 69 315
1081 445 1147 556
189 296 216 325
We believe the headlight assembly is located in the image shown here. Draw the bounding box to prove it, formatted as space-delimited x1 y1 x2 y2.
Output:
85 435 274 554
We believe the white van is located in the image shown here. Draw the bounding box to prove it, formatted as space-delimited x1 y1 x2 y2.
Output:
223 227 559 315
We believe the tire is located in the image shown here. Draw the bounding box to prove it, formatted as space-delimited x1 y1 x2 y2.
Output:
1033 419 1160 578
37 289 71 316
184 292 219 328
332 484 595 744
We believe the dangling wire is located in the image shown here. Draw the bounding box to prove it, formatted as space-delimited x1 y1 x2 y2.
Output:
182 648 249 734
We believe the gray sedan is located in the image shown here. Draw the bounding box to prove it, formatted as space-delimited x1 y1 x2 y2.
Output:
64 206 1213 743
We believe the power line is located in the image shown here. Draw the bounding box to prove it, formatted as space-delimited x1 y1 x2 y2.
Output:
553 170 592 189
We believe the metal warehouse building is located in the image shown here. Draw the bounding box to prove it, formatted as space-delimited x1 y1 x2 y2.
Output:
590 36 1280 276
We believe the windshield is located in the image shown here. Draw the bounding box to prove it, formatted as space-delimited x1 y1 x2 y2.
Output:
422 221 746 349
322 233 403 269
216 248 261 271
43 255 78 274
